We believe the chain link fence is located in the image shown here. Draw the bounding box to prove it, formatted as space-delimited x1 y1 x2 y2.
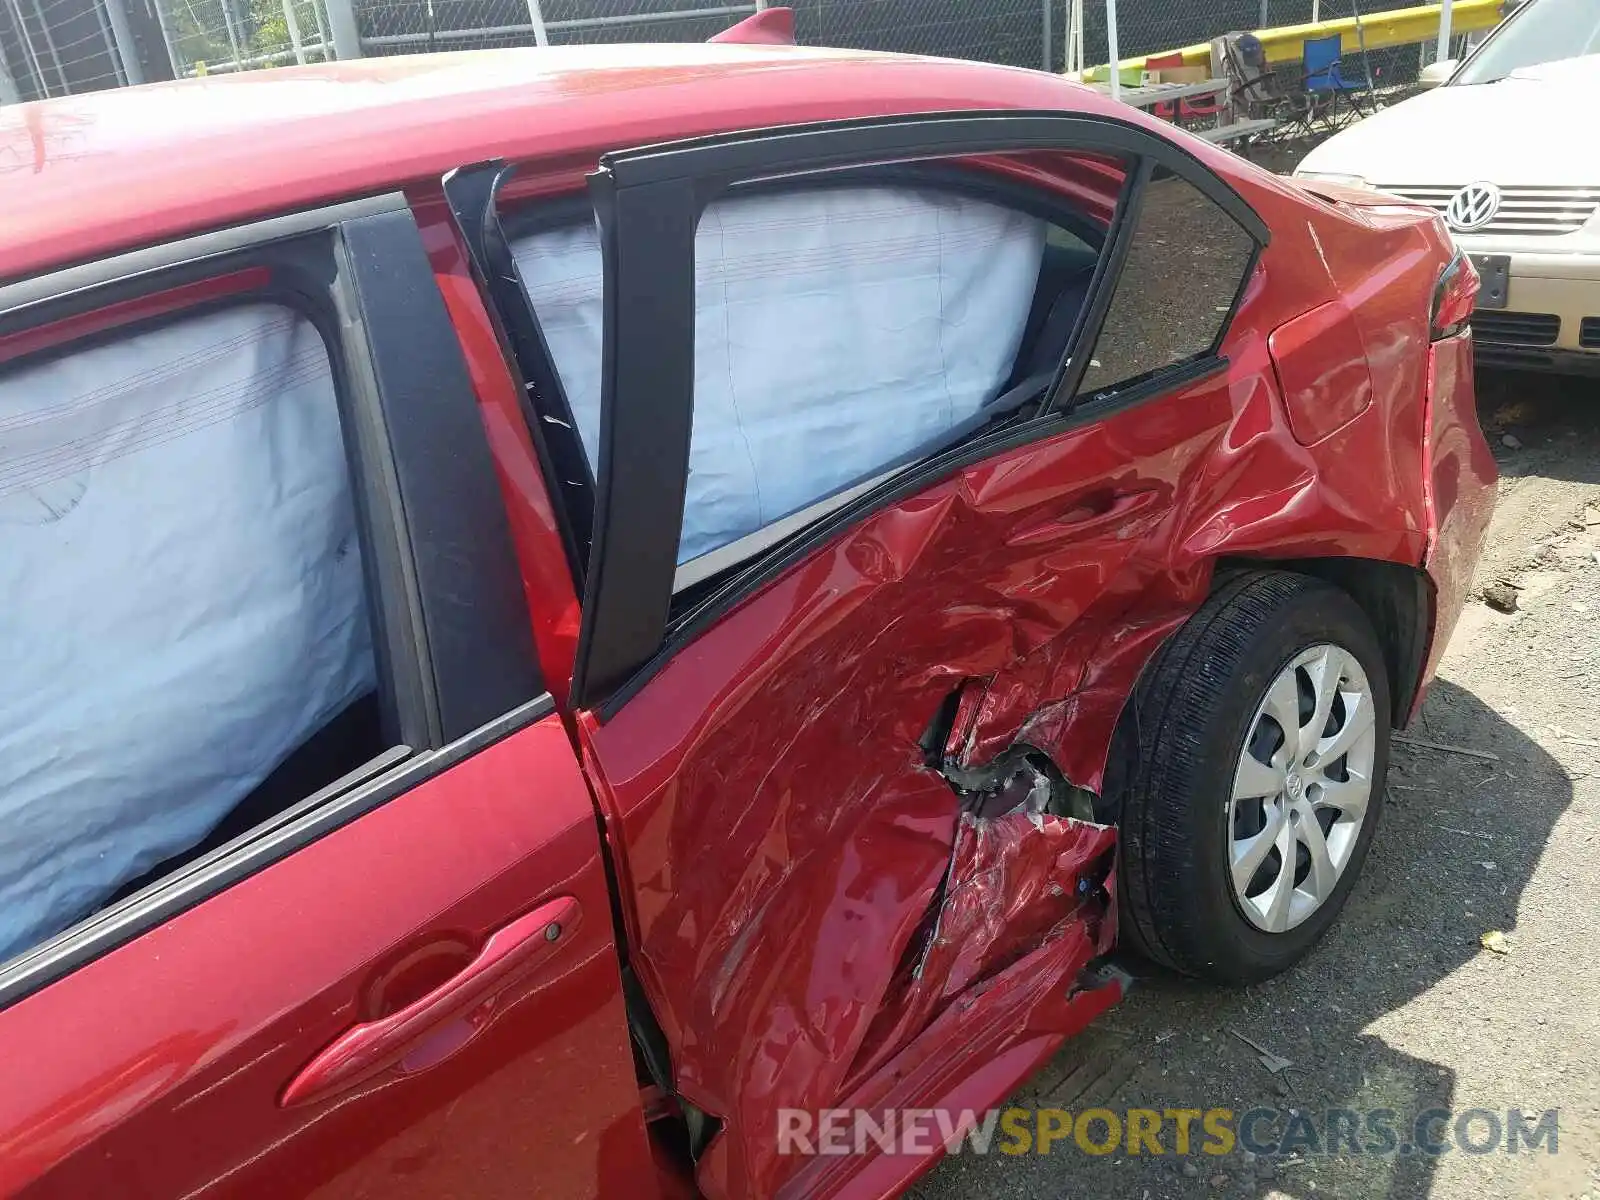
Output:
1 0 1466 102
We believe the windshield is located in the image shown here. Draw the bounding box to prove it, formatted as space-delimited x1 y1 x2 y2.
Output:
1454 0 1600 84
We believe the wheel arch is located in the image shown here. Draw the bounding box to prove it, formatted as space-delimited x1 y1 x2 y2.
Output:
1210 556 1434 731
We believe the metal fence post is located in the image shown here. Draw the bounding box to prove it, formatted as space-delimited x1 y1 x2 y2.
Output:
88 0 127 84
324 0 363 58
1104 0 1119 101
103 0 146 83
1437 0 1454 61
311 0 331 58
282 0 307 63
1258 0 1268 28
525 0 550 46
27 0 67 93
217 0 246 67
1041 0 1051 72
1066 0 1082 76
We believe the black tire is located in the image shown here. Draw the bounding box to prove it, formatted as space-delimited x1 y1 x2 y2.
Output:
1117 570 1391 984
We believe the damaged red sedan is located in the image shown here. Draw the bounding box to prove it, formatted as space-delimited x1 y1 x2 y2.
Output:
0 20 1494 1200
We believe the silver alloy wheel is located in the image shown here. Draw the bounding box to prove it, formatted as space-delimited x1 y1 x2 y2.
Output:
1228 644 1378 933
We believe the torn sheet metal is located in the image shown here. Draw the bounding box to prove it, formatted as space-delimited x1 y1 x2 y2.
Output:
579 296 1444 1195
844 805 1116 1093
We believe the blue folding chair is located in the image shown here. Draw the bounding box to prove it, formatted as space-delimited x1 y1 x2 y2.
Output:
1303 32 1373 126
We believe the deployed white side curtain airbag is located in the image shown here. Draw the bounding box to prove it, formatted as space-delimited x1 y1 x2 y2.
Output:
513 185 1045 563
0 304 376 958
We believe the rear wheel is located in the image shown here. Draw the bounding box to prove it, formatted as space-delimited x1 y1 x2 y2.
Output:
1117 570 1390 983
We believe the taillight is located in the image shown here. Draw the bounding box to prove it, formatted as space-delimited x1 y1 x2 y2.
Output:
1431 252 1479 340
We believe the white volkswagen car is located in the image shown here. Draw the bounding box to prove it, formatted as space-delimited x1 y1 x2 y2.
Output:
1296 0 1600 374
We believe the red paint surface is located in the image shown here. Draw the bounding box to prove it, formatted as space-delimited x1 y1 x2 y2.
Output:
1 44 1496 1200
0 716 653 1199
1417 330 1497 706
1268 299 1375 445
571 136 1485 1199
411 192 584 707
707 6 796 44
0 44 1307 286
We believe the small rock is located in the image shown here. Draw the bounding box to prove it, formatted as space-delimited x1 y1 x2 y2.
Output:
1182 1159 1201 1178
1275 1078 1292 1096
1483 583 1520 613
1209 1174 1229 1188
1481 929 1511 954
1501 433 1523 450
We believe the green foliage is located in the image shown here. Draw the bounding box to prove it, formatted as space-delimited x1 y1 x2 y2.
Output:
168 0 316 71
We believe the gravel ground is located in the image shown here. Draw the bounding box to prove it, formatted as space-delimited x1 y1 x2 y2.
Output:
913 369 1600 1200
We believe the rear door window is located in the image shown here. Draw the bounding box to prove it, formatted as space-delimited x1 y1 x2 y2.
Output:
1072 169 1257 402
0 302 382 959
510 158 1125 571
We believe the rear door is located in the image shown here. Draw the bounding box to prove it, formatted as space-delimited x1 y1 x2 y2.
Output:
457 111 1267 1197
0 200 650 1197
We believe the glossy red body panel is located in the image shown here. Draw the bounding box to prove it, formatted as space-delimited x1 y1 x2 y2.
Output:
1 42 1497 1200
707 6 796 44
576 248 1460 1194
1418 331 1497 701
410 192 584 706
0 716 652 1199
0 44 1302 286
1268 299 1375 445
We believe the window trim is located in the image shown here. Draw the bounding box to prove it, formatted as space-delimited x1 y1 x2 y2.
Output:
442 162 596 586
491 158 1129 603
0 200 547 1009
1 232 434 753
572 109 1266 714
0 694 557 1011
1064 165 1264 407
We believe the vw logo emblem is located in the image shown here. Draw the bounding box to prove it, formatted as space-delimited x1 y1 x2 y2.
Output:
1445 182 1502 232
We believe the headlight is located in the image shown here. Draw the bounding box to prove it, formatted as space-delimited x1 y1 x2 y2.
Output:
1294 171 1371 189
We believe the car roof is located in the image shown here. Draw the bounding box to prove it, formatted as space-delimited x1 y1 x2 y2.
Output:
0 44 1165 283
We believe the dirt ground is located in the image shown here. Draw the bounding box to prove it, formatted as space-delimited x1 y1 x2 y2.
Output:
914 369 1600 1200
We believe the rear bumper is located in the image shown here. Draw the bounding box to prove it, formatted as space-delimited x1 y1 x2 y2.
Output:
1414 332 1497 718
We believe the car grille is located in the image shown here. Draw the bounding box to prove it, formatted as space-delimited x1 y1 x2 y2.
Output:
1378 184 1600 236
1581 318 1600 350
1472 311 1560 347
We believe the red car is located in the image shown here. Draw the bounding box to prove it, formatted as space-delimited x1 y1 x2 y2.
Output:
0 17 1494 1200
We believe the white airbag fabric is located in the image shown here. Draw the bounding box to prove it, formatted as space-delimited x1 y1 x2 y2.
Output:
513 186 1045 563
0 304 376 958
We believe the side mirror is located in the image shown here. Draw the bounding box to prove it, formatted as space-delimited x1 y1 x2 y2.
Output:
1418 58 1458 89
